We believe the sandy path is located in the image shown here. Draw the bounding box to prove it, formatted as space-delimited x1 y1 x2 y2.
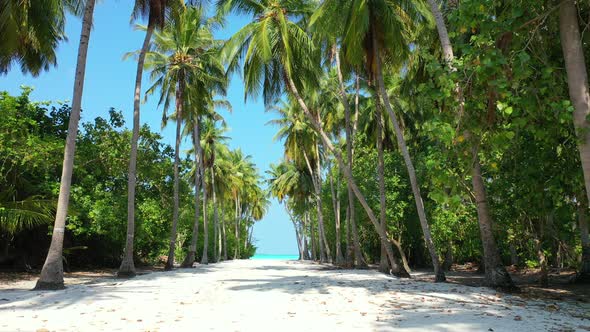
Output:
0 260 589 331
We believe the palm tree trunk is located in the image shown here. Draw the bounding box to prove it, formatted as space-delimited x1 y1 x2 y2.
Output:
35 0 96 290
201 166 209 264
334 50 364 267
472 146 514 288
165 76 185 271
376 106 390 273
309 210 317 261
234 195 240 259
302 211 310 260
182 123 203 267
329 162 344 264
560 1 590 210
426 0 454 63
212 168 219 263
315 140 332 262
222 205 228 261
371 33 445 282
119 24 154 278
302 150 326 262
285 73 409 277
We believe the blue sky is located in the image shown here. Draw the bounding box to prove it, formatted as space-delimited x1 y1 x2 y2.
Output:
0 2 297 255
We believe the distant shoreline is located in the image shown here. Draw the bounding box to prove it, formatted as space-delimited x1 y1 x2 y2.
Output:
251 254 299 260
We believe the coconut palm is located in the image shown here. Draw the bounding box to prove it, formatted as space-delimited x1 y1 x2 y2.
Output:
200 118 230 264
119 0 172 278
267 160 314 260
268 99 331 262
0 0 81 75
312 0 445 281
180 68 228 266
220 0 408 276
144 5 223 270
35 0 97 290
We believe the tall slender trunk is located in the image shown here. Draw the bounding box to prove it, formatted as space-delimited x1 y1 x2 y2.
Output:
375 105 390 273
560 1 590 211
234 195 240 259
201 166 209 264
119 25 154 278
329 162 344 264
315 140 332 262
287 208 305 260
334 49 364 267
303 150 326 262
181 122 203 267
309 210 318 261
285 73 408 277
222 205 228 261
578 198 590 280
165 76 185 271
427 0 454 63
35 0 96 290
212 167 219 263
302 211 310 260
372 33 445 282
472 147 514 288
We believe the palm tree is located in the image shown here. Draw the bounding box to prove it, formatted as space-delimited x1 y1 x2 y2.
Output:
422 0 514 288
268 160 314 260
34 0 97 290
0 0 80 76
312 0 445 281
220 0 408 276
268 99 331 262
201 118 230 264
180 67 228 267
144 6 223 270
559 1 590 281
119 0 171 278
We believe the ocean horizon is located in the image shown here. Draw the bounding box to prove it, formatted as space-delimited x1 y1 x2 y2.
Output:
250 254 299 260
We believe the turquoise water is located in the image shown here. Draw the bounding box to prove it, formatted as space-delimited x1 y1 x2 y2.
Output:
250 254 299 260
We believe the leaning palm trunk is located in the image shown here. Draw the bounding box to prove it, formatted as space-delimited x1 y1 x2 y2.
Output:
119 24 154 278
472 146 514 288
35 0 96 290
285 73 409 277
427 0 516 286
181 122 203 267
560 1 590 218
372 33 445 282
375 106 390 273
334 50 365 267
165 78 185 271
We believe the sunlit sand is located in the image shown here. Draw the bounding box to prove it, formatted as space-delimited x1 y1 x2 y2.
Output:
1 260 588 331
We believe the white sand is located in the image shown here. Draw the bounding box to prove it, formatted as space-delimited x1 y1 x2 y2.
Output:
1 259 589 331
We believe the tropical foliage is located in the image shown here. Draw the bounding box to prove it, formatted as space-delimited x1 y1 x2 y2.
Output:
1 0 590 290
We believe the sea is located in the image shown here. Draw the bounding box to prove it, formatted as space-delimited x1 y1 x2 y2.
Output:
250 254 299 260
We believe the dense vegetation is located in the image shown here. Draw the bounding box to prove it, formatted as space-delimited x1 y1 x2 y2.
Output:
1 0 590 291
0 89 262 270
